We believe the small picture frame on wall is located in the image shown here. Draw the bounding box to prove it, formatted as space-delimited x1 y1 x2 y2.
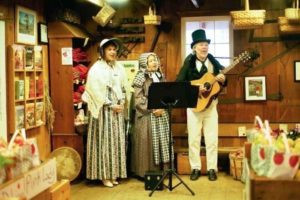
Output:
244 76 267 101
38 22 48 44
15 5 37 45
294 60 300 82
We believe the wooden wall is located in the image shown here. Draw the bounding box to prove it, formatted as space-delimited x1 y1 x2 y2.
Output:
109 0 300 125
104 0 300 146
2 0 300 155
1 0 51 159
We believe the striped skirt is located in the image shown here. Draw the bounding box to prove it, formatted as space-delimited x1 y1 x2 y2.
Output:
86 106 127 180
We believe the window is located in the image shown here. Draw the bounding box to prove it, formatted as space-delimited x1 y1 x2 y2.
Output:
181 16 233 67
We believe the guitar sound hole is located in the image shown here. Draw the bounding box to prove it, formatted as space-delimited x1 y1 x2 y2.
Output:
204 82 211 90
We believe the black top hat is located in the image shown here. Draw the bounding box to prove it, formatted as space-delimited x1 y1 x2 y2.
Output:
190 29 211 48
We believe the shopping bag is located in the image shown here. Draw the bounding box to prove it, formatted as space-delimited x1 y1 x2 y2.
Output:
7 129 34 178
265 133 300 179
26 138 41 167
246 115 264 142
250 119 273 176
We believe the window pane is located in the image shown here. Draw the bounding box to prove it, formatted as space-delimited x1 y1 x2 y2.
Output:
214 44 229 57
185 44 192 56
215 44 230 66
218 58 230 67
215 21 230 43
208 44 215 55
182 16 233 66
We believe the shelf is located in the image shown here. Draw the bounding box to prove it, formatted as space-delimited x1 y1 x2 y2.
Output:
7 44 46 133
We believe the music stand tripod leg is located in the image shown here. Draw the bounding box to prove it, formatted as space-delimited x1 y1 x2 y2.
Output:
172 170 195 195
148 170 170 197
149 105 195 197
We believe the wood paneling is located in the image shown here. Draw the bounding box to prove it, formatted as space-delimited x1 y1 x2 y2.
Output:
48 38 75 134
3 0 51 160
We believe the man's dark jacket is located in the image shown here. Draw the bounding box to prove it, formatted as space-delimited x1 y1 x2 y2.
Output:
176 53 225 82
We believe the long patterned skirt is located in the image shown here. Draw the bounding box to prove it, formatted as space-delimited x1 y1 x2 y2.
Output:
86 106 127 180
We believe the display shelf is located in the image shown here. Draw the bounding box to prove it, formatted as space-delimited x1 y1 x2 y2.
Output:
7 44 46 134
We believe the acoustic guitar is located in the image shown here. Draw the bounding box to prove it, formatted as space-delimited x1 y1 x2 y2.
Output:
191 50 259 112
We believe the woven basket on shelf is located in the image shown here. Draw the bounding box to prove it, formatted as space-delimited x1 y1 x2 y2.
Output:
285 0 300 21
278 16 300 35
230 0 266 29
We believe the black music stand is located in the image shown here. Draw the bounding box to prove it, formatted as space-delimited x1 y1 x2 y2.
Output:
147 82 198 197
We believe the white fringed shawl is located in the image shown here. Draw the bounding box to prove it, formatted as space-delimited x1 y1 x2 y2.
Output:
82 60 128 118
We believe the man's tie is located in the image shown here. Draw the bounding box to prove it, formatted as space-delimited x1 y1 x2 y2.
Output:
199 60 208 75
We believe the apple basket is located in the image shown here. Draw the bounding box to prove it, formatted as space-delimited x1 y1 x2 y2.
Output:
229 150 244 180
230 0 265 29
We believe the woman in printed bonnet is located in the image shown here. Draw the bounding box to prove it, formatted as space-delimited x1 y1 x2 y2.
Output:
82 38 128 187
131 52 173 180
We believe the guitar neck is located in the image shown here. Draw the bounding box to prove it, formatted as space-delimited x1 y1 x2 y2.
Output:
221 58 241 74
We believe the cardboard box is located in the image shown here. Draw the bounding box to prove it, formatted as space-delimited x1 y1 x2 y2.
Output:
177 153 207 175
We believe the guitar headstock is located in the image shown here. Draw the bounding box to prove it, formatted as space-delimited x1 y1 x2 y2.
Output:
238 49 260 63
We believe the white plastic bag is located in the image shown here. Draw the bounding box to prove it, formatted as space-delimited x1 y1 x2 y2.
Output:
265 133 300 179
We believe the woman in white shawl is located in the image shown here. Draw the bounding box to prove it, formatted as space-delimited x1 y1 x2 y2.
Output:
82 38 128 187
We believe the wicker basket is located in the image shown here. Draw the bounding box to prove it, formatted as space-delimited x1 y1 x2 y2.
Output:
278 16 300 35
229 151 244 180
144 5 161 25
230 0 266 29
285 0 300 21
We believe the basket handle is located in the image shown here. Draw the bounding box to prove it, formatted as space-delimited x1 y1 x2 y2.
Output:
293 0 299 9
281 132 291 153
8 128 26 149
245 0 249 11
149 4 156 15
254 115 263 129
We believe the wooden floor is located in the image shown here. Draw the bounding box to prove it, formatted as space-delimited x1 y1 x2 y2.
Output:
71 172 244 200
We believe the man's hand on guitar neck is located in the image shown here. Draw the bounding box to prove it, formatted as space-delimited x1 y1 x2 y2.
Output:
215 74 226 84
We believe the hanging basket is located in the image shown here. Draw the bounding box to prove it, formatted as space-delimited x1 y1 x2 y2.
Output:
285 0 300 21
143 5 161 25
278 16 300 35
230 0 266 29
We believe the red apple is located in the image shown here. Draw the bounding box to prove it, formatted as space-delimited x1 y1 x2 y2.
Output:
273 152 284 165
289 155 299 168
259 148 265 159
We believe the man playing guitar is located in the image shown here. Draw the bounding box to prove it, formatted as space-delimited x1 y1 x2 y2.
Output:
176 29 226 181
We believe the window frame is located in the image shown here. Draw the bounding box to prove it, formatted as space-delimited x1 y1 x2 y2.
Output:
181 16 234 67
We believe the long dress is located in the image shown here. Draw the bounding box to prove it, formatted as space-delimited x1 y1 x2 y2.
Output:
83 60 128 180
131 71 171 178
